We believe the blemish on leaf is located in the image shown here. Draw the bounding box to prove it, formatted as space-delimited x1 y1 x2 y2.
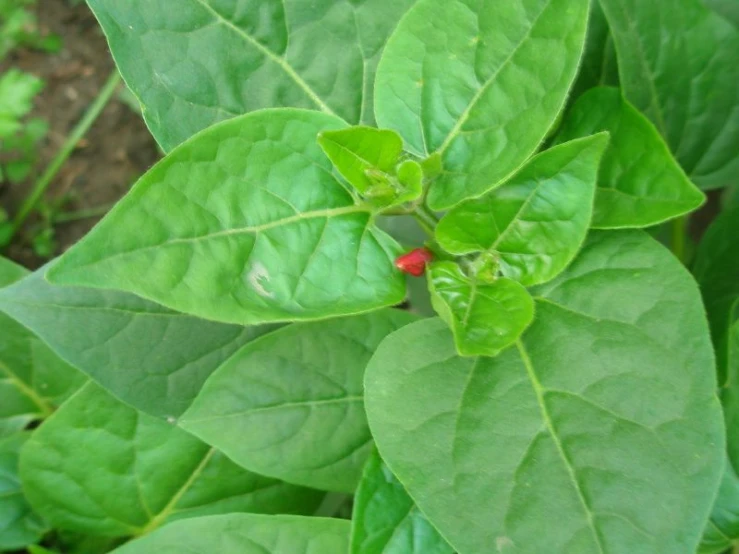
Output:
496 536 514 551
246 262 274 298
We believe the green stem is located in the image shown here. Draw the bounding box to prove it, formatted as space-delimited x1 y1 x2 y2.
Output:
413 205 439 238
671 215 688 264
9 70 122 239
53 203 115 223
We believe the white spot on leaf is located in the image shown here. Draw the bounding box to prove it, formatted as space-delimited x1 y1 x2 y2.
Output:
246 262 274 298
496 537 514 551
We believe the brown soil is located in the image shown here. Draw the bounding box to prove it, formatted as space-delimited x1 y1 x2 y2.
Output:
0 0 159 269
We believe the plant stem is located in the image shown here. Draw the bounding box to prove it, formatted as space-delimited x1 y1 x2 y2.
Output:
53 203 115 223
10 70 122 239
413 204 439 237
671 215 688 264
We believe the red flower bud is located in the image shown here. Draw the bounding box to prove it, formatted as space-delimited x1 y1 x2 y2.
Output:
395 247 434 277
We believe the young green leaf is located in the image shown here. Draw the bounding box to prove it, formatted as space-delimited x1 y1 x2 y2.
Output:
47 109 406 325
600 0 739 189
19 383 323 537
109 514 351 554
180 310 417 493
365 231 724 554
318 127 404 194
0 432 48 551
557 87 705 228
375 0 590 209
435 134 608 286
393 159 424 205
428 262 534 358
0 267 276 420
350 449 453 554
87 0 417 150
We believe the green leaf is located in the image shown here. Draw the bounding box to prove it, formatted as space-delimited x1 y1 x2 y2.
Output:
699 458 739 554
318 127 404 194
375 0 590 209
350 449 453 554
0 256 27 287
47 109 406 325
365 231 724 554
569 0 619 101
694 206 739 550
703 0 739 26
180 310 416 493
694 205 739 383
109 513 350 554
557 87 705 228
0 295 86 437
428 262 534 358
0 432 48 551
0 267 276 419
87 0 417 151
19 382 323 537
0 69 43 137
435 134 608 285
599 0 739 189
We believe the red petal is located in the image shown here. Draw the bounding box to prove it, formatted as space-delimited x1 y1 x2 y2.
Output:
395 248 434 277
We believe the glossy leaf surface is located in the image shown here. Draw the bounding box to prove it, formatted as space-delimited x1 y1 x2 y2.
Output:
110 514 350 554
318 127 403 194
428 262 534 357
375 0 590 209
557 87 704 228
366 231 724 554
350 449 453 554
0 432 47 551
600 0 739 189
20 383 323 537
435 135 608 285
180 310 416 493
47 110 406 325
0 268 275 419
88 0 417 150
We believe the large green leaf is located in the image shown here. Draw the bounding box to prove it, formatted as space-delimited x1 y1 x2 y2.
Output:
435 135 607 285
557 87 704 228
599 0 739 189
375 0 590 209
0 267 275 419
365 231 724 554
428 262 534 358
110 513 350 554
88 0 416 151
180 310 416 493
19 382 323 537
694 206 739 550
350 449 452 554
0 432 47 551
47 109 406 325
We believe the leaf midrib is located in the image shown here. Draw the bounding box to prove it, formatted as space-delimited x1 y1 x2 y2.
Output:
434 0 551 155
190 0 338 118
516 340 606 554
